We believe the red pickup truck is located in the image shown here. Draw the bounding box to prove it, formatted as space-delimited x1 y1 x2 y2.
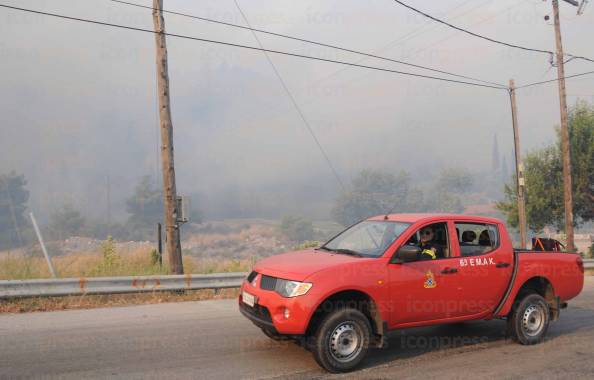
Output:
239 214 584 372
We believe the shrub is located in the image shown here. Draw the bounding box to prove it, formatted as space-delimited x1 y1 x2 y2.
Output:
293 240 321 250
280 215 314 242
101 236 119 269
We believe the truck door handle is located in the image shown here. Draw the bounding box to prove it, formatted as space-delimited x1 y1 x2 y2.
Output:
441 268 458 274
496 262 510 268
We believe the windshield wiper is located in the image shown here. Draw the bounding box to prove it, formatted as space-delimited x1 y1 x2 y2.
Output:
316 246 332 251
332 248 364 257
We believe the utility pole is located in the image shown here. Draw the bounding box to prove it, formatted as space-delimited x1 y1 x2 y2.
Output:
552 0 576 252
106 174 111 235
152 0 184 274
509 79 528 249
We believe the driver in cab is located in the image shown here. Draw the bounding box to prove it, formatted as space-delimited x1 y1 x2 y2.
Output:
418 227 441 260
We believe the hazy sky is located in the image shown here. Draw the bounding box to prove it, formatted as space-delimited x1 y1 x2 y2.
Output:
1 0 593 220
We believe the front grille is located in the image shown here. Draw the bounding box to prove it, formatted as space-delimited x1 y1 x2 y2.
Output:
246 271 258 283
260 275 277 291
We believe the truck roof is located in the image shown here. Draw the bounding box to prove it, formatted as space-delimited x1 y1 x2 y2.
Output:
367 213 503 224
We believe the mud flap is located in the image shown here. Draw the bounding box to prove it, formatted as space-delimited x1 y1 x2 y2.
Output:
550 296 561 321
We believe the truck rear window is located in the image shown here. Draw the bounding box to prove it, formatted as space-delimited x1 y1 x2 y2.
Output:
455 223 499 256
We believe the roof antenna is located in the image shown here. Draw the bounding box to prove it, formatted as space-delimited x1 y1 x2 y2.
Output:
383 202 399 220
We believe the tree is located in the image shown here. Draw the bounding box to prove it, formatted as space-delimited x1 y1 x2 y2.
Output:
0 172 30 249
125 175 203 240
280 215 315 242
331 169 416 226
497 146 563 232
497 101 594 232
568 101 594 222
427 190 464 213
126 176 163 226
436 168 474 194
48 202 86 240
126 176 163 239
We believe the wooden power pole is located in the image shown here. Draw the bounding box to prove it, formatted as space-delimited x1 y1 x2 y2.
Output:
152 0 184 274
552 0 576 252
509 79 528 249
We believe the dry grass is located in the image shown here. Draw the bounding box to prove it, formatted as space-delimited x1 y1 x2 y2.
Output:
0 249 255 280
0 246 254 313
0 288 240 313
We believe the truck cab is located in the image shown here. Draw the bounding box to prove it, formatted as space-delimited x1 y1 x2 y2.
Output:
239 214 584 373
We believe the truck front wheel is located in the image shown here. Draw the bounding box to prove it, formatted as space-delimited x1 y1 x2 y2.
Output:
311 308 371 373
507 293 550 345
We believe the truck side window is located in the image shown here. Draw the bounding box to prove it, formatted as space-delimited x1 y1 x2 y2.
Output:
455 223 499 256
409 222 450 259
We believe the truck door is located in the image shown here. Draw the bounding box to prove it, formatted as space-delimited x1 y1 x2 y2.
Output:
452 222 513 317
387 221 465 326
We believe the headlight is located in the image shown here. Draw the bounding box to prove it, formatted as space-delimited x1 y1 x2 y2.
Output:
275 279 313 297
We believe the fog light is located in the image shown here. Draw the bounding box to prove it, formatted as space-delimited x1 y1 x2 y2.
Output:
283 308 290 319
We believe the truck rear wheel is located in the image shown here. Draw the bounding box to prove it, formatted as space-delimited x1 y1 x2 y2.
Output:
507 293 550 345
311 308 371 373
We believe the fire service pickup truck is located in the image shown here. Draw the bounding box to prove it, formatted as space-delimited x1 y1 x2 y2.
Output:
239 214 584 373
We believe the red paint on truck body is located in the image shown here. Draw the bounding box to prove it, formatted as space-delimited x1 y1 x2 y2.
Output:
239 214 584 335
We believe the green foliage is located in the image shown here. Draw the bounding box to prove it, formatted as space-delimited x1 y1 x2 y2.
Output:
332 170 416 226
0 171 30 249
568 101 594 222
48 203 86 240
280 215 315 242
292 240 321 250
437 168 474 194
100 236 119 269
428 190 464 213
331 168 469 226
126 176 163 231
497 101 594 232
150 249 161 266
125 175 203 240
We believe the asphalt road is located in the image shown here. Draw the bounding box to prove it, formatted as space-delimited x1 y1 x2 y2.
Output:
1 278 593 380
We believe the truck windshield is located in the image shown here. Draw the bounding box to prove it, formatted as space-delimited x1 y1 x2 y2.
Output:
322 221 411 258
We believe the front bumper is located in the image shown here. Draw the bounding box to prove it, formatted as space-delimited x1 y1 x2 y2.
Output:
238 280 314 335
239 301 276 332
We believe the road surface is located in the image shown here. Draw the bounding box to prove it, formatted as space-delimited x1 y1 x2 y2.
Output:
1 277 593 379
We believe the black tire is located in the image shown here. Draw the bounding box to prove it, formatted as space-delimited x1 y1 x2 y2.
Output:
261 328 289 341
310 308 371 373
507 293 550 345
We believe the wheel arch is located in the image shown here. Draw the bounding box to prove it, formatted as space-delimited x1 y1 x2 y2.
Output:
306 289 386 347
512 276 559 320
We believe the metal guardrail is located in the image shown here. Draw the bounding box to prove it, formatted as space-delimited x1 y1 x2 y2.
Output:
1 259 592 299
0 272 248 299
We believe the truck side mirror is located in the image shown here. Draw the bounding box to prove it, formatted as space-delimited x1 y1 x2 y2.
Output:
390 245 421 264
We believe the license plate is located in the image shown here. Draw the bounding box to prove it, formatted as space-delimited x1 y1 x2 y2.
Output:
242 291 256 307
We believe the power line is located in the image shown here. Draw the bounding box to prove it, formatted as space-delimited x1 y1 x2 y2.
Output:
515 70 594 89
236 0 498 123
0 4 507 90
109 0 505 88
232 0 346 191
327 0 528 103
391 0 594 64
